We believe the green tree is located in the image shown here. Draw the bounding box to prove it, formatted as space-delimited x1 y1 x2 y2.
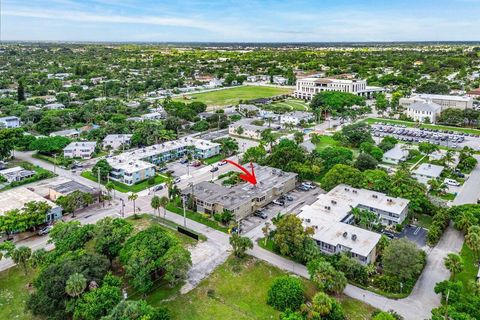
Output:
48 221 94 255
273 214 312 259
0 127 24 160
418 142 439 155
465 225 480 261
354 153 378 171
65 272 87 298
302 292 333 318
229 234 253 258
92 159 112 182
94 217 133 262
318 146 353 171
102 300 170 320
161 245 192 287
294 131 304 144
321 164 363 191
218 137 239 156
307 258 347 295
261 128 277 150
30 136 71 155
243 145 267 163
382 238 425 280
11 245 32 275
444 253 464 280
17 80 25 102
267 276 304 311
151 195 161 216
128 192 139 214
0 241 15 260
73 283 121 320
372 312 397 320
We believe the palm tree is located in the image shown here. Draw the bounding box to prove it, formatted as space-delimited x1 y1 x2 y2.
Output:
105 182 114 204
160 196 169 218
455 211 478 232
443 151 454 167
466 226 480 261
444 253 464 280
65 273 87 298
128 192 138 214
151 195 161 217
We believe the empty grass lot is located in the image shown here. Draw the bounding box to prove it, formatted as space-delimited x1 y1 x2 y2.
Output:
161 256 376 320
0 266 39 320
174 86 293 106
456 243 479 292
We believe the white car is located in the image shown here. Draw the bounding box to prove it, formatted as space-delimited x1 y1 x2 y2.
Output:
444 178 460 187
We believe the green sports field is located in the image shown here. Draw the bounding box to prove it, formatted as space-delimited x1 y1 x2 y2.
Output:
174 85 293 106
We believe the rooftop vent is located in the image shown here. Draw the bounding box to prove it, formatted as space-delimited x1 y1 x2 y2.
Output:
352 189 358 194
343 232 348 238
351 234 357 241
387 198 392 202
372 194 378 198
306 218 311 223
331 200 337 205
344 187 349 191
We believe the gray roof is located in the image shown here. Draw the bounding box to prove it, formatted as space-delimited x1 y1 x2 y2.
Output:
409 101 441 113
51 180 98 195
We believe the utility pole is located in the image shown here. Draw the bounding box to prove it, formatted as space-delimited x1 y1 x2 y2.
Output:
182 196 187 227
120 198 125 217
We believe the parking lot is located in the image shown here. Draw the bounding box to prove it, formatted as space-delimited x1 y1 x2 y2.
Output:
240 186 322 233
372 122 480 150
396 225 428 248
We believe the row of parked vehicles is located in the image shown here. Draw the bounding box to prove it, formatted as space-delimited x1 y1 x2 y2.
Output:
372 124 467 148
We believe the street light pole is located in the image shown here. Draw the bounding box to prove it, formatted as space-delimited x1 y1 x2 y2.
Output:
182 196 187 227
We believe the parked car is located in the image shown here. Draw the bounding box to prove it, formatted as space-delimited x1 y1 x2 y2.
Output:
38 225 53 236
444 178 460 187
218 160 228 166
301 182 316 190
254 211 268 219
285 195 294 201
272 199 285 206
174 177 181 184
382 231 395 239
296 185 310 191
210 166 219 172
153 183 166 191
179 158 189 164
192 161 201 167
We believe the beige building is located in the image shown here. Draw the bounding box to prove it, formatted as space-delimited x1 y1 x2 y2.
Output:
228 122 266 140
184 164 297 220
400 94 473 110
405 101 442 123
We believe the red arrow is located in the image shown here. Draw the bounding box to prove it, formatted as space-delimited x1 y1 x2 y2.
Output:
223 160 257 185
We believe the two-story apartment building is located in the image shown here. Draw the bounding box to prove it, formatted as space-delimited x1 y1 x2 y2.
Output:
0 116 21 128
63 142 97 159
103 134 133 150
184 165 297 220
297 185 409 264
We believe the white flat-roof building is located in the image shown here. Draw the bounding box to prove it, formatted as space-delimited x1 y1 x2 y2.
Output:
294 77 384 100
0 166 35 183
141 112 165 121
280 111 314 127
400 94 473 110
0 187 62 221
103 134 133 150
382 144 409 164
107 137 220 185
405 101 442 123
49 129 80 138
0 116 20 128
44 103 65 110
298 184 409 264
63 142 97 159
412 163 444 185
228 121 266 140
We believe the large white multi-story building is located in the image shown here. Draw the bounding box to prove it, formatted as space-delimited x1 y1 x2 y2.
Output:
107 137 220 185
63 142 97 159
298 185 409 265
294 77 384 100
400 94 473 110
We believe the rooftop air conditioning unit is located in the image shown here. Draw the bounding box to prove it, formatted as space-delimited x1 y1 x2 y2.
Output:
306 218 311 223
343 232 348 238
353 190 357 193
351 234 357 241
372 194 378 198
331 200 337 205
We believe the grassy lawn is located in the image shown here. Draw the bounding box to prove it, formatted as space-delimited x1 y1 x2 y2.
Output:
203 154 224 165
270 99 310 112
362 117 480 136
161 255 375 320
0 266 39 320
166 199 229 233
414 214 433 229
456 243 478 292
174 86 293 106
81 171 168 193
314 135 341 151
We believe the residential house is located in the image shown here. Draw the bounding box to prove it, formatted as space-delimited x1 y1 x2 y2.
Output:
63 142 97 159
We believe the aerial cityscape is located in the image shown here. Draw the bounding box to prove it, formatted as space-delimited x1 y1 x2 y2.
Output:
1 1 480 320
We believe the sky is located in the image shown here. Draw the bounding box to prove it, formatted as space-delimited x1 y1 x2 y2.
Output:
1 0 480 42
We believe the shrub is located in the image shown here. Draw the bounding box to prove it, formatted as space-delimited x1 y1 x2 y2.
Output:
267 276 304 311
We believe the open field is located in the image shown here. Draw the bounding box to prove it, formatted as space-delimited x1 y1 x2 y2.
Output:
267 99 310 112
174 86 293 106
161 256 377 320
362 118 480 136
0 266 39 320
